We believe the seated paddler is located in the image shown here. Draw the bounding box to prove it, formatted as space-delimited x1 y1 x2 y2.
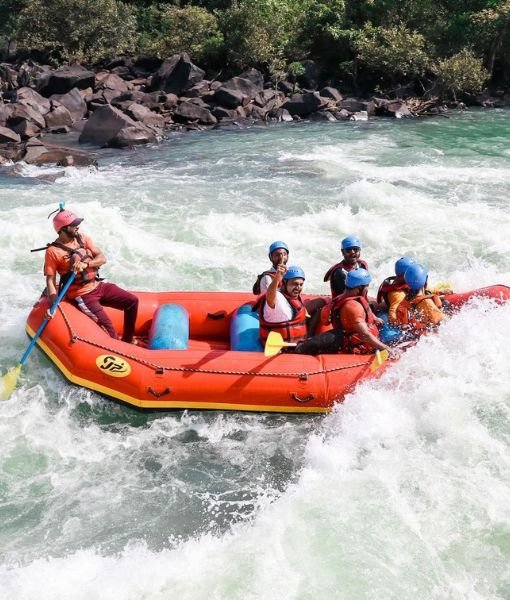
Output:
323 235 369 298
252 240 289 295
376 256 416 324
254 263 309 347
294 268 397 358
393 263 446 337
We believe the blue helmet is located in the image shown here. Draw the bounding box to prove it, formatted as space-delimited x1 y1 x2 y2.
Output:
283 266 305 281
404 263 428 291
268 241 289 256
341 236 361 251
395 256 415 277
345 268 371 288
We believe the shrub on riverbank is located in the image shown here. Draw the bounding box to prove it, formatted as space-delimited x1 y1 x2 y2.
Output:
0 0 509 100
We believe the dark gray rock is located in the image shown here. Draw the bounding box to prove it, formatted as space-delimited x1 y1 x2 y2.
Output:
0 125 20 143
173 102 217 125
50 88 87 122
79 104 155 147
40 66 95 96
150 53 205 96
282 92 324 116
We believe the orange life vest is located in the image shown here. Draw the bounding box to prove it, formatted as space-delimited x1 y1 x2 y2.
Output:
395 292 442 331
331 294 380 354
376 276 409 307
49 235 101 291
254 292 308 344
323 259 369 297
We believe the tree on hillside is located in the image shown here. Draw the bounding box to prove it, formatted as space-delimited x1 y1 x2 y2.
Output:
354 23 430 89
138 5 223 64
433 49 489 99
16 0 137 62
218 0 303 74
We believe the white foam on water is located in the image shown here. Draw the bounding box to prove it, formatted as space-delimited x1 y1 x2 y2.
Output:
1 113 510 599
2 299 509 600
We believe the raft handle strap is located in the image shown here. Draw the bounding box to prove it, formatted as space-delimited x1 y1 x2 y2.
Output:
207 311 226 320
291 393 315 403
148 387 172 398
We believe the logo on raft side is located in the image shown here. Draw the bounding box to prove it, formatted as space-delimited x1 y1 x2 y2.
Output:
95 355 132 377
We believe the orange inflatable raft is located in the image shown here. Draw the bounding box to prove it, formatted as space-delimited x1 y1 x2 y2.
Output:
25 286 510 413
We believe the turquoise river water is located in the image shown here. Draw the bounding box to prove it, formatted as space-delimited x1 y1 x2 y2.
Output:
0 109 510 599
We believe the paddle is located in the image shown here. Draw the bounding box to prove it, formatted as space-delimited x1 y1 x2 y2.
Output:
264 331 297 357
1 273 76 400
370 349 389 372
265 331 391 372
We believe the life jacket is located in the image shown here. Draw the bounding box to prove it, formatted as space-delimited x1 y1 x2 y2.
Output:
252 270 277 295
331 294 380 354
33 234 101 290
254 292 307 344
395 292 443 332
323 259 369 297
376 276 409 307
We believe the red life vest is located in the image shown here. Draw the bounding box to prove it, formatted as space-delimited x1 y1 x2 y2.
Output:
376 276 409 307
331 294 380 354
254 292 308 344
252 270 277 295
323 259 369 297
395 293 442 331
49 235 101 291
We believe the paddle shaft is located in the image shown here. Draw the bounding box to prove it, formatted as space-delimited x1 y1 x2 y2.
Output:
19 273 76 366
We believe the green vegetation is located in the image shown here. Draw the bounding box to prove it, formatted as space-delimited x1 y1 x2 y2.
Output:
0 0 508 98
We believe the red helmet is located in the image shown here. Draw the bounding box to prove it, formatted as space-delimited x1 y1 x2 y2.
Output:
53 210 83 233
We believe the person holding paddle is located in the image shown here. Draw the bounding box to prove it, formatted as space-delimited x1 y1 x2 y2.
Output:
43 205 139 343
290 268 398 358
254 262 308 347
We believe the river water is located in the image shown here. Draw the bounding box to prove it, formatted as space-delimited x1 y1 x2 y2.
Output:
1 110 510 599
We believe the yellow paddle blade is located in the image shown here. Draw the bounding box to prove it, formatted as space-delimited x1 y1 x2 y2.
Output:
370 350 389 372
0 364 22 400
264 331 298 357
433 281 453 292
264 332 285 357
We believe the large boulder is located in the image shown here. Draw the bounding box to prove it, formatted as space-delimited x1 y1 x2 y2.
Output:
50 88 87 122
45 103 74 129
7 102 46 138
39 65 96 96
79 104 156 147
282 92 324 117
125 103 166 128
213 70 264 108
16 87 51 115
173 101 217 126
150 53 205 95
0 125 20 143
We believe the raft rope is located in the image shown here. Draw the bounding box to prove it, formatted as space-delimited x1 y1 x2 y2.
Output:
58 306 370 379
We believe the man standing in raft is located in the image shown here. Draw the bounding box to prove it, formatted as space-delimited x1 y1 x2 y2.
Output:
43 205 139 343
253 240 289 295
324 235 369 297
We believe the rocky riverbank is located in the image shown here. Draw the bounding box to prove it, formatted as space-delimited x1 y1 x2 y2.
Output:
0 53 506 173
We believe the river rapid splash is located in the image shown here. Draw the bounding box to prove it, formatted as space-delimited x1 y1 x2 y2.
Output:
1 110 510 599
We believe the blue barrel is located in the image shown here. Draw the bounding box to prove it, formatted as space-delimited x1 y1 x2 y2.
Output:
148 304 189 350
378 312 403 345
230 303 263 352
